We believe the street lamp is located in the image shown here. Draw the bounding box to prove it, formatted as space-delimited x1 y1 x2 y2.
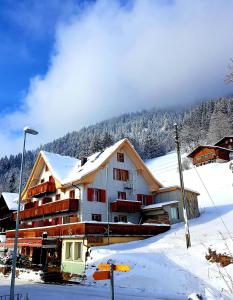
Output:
10 126 38 300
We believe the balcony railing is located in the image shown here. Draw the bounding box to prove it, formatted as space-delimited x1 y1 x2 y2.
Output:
27 181 56 198
6 222 170 239
14 198 79 220
110 200 141 213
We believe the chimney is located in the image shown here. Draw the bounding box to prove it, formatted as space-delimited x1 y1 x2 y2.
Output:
81 156 87 166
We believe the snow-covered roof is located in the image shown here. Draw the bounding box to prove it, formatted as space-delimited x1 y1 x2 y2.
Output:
157 185 200 195
41 139 131 185
142 200 179 210
214 136 233 146
1 192 18 210
187 145 232 157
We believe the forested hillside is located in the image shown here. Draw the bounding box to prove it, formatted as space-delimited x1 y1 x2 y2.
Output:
0 97 232 193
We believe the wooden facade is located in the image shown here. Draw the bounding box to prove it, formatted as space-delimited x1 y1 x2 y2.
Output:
14 198 78 221
0 194 17 232
215 136 233 150
6 222 170 240
110 200 141 213
187 145 231 166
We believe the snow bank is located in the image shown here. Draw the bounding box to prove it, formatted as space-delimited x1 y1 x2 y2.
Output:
86 153 233 299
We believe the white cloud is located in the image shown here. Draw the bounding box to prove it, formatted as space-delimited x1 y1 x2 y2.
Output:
1 0 233 156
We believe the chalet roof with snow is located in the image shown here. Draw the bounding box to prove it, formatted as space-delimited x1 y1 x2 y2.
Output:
1 192 18 210
142 200 179 211
187 145 232 158
214 136 233 146
156 185 200 195
22 138 163 199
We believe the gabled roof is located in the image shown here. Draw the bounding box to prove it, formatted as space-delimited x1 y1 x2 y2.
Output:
156 185 200 195
187 145 232 158
22 139 162 199
214 136 233 146
1 192 18 210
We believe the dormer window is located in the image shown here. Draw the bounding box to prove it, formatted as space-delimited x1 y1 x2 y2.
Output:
117 152 124 162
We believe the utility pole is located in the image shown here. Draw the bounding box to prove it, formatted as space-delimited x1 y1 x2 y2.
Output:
174 123 191 248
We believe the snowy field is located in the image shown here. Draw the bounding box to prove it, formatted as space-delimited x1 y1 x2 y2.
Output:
85 153 233 300
1 152 233 299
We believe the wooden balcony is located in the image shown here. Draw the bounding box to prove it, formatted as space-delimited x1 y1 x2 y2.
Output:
27 181 56 198
110 200 141 213
6 222 170 239
14 198 79 220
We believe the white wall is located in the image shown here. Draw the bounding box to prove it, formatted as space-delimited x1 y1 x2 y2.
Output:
81 149 151 223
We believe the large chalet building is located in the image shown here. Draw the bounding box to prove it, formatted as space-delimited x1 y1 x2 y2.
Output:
4 138 200 277
5 139 170 275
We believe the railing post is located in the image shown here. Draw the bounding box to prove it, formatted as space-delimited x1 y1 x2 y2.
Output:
109 263 115 300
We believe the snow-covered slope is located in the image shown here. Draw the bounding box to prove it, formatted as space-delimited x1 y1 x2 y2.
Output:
86 153 233 300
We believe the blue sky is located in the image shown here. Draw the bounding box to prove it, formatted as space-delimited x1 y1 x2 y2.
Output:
0 0 232 157
0 0 85 113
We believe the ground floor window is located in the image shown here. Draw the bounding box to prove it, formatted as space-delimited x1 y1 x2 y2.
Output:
171 207 179 220
64 241 83 262
65 242 73 260
74 242 82 260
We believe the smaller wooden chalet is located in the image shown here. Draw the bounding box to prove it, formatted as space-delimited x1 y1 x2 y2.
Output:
0 193 18 244
214 136 233 150
187 145 232 166
0 193 18 232
142 186 200 225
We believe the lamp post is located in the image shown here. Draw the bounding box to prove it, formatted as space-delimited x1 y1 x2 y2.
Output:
10 126 38 300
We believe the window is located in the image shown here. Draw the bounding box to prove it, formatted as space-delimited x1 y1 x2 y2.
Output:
45 165 49 172
114 216 118 222
56 194 61 201
63 216 70 224
113 168 129 181
65 242 73 260
117 152 124 162
118 215 127 223
69 190 75 199
40 178 45 183
92 214 102 222
171 207 179 220
93 189 101 202
137 194 153 205
118 191 126 200
74 242 82 260
87 188 106 202
42 197 52 205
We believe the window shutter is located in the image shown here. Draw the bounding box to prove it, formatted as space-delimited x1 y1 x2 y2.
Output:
87 188 94 201
137 194 142 203
100 190 106 202
146 195 153 205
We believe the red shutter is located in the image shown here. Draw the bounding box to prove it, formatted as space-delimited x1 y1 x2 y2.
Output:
87 188 94 201
100 190 106 202
49 175 55 183
137 194 142 203
146 195 153 205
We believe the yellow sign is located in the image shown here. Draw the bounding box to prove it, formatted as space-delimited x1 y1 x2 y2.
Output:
98 263 130 272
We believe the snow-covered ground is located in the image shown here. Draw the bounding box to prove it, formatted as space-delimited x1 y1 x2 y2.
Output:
1 152 233 299
85 152 233 300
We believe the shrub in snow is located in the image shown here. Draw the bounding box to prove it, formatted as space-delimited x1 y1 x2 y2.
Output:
188 293 203 300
